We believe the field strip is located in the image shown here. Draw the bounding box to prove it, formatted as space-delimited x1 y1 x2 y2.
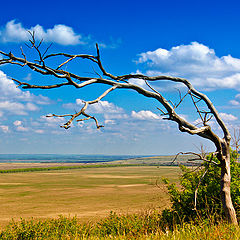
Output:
86 174 145 178
0 163 174 174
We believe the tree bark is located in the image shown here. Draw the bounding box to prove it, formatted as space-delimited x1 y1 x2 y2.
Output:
220 145 238 225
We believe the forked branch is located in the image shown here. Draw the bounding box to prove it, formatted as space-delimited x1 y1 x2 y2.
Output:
172 151 220 166
47 85 118 128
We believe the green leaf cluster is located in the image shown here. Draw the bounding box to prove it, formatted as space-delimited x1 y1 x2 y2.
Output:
162 150 240 225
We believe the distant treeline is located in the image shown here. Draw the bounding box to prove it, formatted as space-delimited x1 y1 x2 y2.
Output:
0 162 200 174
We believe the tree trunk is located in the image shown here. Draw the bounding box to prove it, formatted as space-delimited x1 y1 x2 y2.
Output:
220 147 238 225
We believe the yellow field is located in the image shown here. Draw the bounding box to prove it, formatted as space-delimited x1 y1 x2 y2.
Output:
0 166 180 227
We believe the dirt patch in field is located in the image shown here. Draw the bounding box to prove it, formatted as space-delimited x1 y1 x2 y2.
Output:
0 183 23 185
117 184 146 188
37 172 73 175
86 174 144 179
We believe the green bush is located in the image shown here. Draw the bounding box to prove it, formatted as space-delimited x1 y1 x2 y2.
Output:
95 210 162 237
162 150 240 225
0 216 92 239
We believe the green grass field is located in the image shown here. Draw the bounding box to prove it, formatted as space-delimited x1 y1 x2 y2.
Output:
0 165 180 227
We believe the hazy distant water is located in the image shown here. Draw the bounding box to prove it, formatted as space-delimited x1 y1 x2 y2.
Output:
0 154 149 163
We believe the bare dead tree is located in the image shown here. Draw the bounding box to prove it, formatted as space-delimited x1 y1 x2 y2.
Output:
0 33 238 224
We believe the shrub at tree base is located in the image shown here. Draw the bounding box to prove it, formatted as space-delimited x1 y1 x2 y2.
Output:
162 150 240 226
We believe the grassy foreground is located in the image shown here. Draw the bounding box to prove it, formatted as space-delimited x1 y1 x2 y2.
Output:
0 213 239 239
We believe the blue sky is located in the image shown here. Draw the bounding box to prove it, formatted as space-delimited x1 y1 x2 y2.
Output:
0 0 240 155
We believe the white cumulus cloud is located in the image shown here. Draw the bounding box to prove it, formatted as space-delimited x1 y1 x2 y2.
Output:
104 119 116 124
0 100 40 116
0 70 32 101
26 102 39 111
13 120 22 126
229 94 240 106
0 71 51 105
34 129 44 134
64 99 124 114
16 126 29 132
40 115 66 127
0 20 86 45
0 70 50 117
0 125 9 133
0 101 27 115
137 42 240 91
89 101 124 114
219 113 238 121
131 110 161 120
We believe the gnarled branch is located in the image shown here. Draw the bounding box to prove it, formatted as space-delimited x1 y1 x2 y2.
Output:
0 38 228 155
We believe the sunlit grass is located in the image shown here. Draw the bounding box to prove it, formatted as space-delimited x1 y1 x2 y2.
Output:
0 213 239 239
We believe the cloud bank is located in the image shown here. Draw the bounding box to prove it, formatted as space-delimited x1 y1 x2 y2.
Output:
0 20 86 45
131 110 161 120
229 94 240 106
63 99 124 115
0 70 49 116
137 42 240 91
